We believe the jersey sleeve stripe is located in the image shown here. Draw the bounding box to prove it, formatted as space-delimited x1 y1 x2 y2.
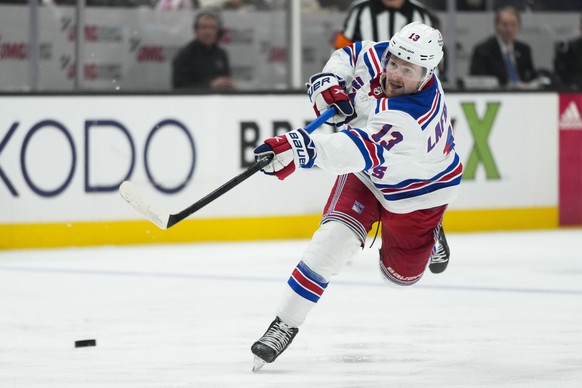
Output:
368 47 382 73
376 97 393 114
418 89 441 129
341 45 354 67
375 98 382 114
341 41 363 68
354 41 362 63
375 97 389 114
363 47 382 79
342 128 385 170
374 43 387 59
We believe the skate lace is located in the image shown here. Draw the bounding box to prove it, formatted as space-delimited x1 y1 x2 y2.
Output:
259 322 294 353
431 243 448 263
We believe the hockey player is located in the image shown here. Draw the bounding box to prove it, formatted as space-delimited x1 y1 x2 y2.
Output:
251 21 462 371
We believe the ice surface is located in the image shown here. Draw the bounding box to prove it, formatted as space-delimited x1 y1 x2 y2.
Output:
0 230 581 388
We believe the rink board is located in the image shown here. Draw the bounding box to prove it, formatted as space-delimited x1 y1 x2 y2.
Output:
0 92 567 249
0 207 559 249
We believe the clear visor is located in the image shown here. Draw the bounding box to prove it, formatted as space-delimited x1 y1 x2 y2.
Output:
382 53 427 82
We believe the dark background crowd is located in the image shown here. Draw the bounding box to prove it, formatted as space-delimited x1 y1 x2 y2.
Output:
1 0 581 91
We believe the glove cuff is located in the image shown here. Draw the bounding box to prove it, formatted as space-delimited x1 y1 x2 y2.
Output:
285 128 317 169
307 73 341 103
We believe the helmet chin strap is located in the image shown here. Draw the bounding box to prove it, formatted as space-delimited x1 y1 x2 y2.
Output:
380 65 436 95
380 73 387 95
416 67 435 91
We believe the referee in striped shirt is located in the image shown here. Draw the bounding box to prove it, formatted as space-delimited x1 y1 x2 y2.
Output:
334 0 439 49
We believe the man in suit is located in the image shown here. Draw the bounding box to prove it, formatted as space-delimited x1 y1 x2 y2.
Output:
554 14 582 89
469 6 536 89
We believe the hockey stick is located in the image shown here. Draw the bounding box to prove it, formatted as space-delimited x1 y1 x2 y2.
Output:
119 107 336 230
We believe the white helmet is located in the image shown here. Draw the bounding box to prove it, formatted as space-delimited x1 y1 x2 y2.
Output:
381 21 444 89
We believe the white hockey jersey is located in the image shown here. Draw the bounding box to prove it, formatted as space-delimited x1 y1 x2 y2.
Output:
310 40 463 214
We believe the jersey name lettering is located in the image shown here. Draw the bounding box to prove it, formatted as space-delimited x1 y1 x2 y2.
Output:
427 105 450 153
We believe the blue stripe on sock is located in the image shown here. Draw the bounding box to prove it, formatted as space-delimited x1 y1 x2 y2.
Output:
287 276 320 303
296 261 328 289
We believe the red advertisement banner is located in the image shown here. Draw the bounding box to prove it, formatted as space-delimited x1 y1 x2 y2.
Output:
559 93 582 225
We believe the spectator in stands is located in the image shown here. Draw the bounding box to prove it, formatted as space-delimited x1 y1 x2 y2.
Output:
469 6 536 89
554 15 582 89
172 8 236 91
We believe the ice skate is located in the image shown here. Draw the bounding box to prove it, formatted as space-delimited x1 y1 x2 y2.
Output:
429 226 450 274
251 317 298 372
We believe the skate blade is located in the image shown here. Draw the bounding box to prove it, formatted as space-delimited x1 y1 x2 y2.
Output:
252 356 266 372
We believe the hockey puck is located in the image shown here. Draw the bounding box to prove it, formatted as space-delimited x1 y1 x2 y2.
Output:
75 339 96 348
